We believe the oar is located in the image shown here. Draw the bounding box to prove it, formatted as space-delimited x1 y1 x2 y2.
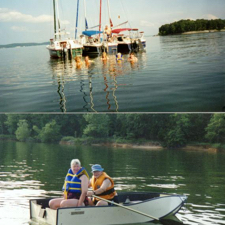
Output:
92 194 159 221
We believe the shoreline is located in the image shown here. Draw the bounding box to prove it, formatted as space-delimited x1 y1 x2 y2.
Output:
0 137 223 152
182 29 225 35
59 140 222 152
91 142 163 150
157 29 225 36
91 143 219 152
179 145 218 153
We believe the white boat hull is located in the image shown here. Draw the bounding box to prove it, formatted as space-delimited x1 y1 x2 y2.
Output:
105 42 118 54
82 43 103 56
46 39 83 58
30 192 187 225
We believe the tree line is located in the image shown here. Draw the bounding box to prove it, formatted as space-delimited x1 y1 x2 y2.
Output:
159 19 225 35
0 114 224 148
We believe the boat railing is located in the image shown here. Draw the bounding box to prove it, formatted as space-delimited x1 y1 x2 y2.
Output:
138 32 144 39
49 39 54 45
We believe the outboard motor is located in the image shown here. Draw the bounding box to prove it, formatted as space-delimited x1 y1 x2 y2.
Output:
131 40 138 53
101 45 107 54
137 39 144 52
63 47 68 59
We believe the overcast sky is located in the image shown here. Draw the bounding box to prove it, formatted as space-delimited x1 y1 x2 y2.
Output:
0 0 225 44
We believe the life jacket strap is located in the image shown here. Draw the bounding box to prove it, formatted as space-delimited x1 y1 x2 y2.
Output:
97 187 115 196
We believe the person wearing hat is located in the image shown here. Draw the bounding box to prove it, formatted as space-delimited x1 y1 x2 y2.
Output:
49 159 89 209
87 164 118 206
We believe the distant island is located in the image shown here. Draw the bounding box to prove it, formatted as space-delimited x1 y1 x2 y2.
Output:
159 19 225 36
0 42 49 49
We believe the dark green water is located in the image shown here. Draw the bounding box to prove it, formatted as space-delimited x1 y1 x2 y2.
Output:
0 140 225 225
0 33 224 112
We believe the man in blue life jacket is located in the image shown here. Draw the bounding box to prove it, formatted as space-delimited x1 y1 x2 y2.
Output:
116 52 123 61
49 159 89 209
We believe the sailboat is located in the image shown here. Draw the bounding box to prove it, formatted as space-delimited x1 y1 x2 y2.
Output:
82 0 118 56
82 31 103 56
47 0 83 59
81 0 104 56
102 0 118 54
110 0 146 54
112 27 146 53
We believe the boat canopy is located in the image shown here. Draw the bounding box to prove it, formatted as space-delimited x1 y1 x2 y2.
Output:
112 28 131 34
82 30 103 37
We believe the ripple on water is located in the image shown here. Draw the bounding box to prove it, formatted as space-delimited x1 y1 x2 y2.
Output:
178 202 225 225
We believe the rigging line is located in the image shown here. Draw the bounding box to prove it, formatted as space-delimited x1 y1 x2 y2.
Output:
87 24 101 29
107 0 113 27
120 0 132 28
56 0 60 28
93 0 99 27
83 0 88 30
59 0 65 29
102 0 107 26
49 0 52 38
55 0 61 39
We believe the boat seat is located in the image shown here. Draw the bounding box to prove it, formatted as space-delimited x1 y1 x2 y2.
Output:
123 200 142 205
38 208 46 218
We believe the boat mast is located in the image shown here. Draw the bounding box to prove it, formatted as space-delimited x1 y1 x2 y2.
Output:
56 0 61 39
75 0 80 39
107 0 113 28
53 0 57 39
83 0 88 30
99 0 102 33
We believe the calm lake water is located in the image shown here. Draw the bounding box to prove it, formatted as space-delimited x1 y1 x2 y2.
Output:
0 32 224 112
0 141 225 225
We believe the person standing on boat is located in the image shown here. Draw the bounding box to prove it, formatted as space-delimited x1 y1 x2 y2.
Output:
49 159 89 209
104 25 112 40
87 164 118 206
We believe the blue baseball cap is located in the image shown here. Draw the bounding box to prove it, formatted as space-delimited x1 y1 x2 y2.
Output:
91 164 104 172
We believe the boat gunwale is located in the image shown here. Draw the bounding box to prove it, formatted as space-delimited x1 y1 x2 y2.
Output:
57 193 186 210
30 193 187 224
30 192 186 210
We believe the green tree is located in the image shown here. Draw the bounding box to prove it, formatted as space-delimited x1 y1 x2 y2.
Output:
163 114 191 148
56 114 85 137
186 114 211 142
159 19 225 35
205 114 225 143
15 120 31 141
5 114 23 134
34 120 61 143
83 114 110 138
216 19 225 30
0 114 7 134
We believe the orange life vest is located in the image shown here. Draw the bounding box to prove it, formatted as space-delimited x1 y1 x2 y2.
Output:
91 172 116 202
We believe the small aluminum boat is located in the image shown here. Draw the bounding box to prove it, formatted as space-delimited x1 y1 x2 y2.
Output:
30 192 187 225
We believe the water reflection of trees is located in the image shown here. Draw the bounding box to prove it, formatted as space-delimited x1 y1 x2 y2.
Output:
48 52 147 112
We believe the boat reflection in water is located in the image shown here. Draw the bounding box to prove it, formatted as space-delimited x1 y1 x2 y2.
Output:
49 59 73 112
48 52 147 112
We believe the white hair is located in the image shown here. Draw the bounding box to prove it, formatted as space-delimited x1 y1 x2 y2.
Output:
71 159 81 167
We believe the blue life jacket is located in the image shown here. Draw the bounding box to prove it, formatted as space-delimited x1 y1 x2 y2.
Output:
62 167 89 194
116 54 123 60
